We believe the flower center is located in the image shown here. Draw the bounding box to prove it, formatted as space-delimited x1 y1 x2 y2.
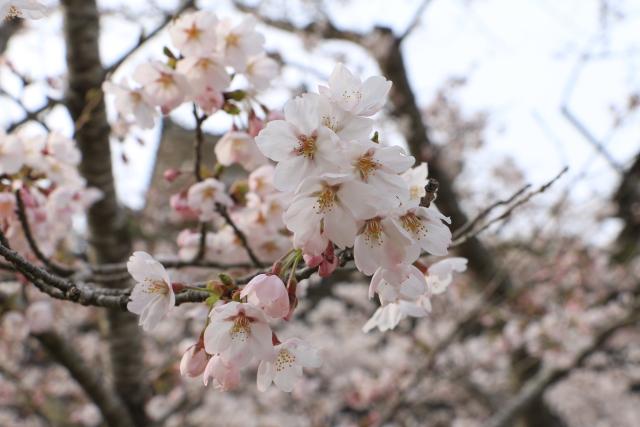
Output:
6 6 22 19
184 23 202 41
321 114 337 132
400 212 426 238
157 72 175 89
354 151 380 181
362 218 383 246
202 187 217 199
230 315 251 342
146 280 168 295
275 349 296 372
341 89 362 106
314 185 337 214
226 33 240 47
294 134 317 159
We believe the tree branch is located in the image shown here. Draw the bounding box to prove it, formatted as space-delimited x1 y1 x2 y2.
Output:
33 330 136 427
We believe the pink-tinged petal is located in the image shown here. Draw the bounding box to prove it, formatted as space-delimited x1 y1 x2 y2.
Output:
203 320 233 354
369 268 384 299
256 360 275 392
255 120 297 161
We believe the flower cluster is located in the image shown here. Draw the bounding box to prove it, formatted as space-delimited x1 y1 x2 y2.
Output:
1 1 47 20
0 131 101 258
255 64 457 331
127 251 320 392
103 10 277 130
121 9 467 394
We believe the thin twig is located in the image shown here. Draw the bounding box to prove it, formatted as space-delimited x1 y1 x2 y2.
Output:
453 183 532 240
14 190 75 277
216 203 263 268
398 0 434 40
452 167 568 247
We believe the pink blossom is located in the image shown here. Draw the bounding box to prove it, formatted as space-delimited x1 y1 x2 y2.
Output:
240 274 290 319
180 343 208 378
203 355 241 391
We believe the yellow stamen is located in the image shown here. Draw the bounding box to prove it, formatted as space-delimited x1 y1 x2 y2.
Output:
184 23 202 41
295 134 317 159
314 185 337 214
362 218 384 246
400 212 426 238
275 349 296 372
354 150 380 181
230 315 251 342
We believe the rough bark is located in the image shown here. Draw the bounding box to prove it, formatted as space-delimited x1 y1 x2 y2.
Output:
61 1 148 425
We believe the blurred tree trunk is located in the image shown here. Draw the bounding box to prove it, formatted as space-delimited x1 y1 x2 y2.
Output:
0 19 21 54
61 1 148 425
612 153 640 263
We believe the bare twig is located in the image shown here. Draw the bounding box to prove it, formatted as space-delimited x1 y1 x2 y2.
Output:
398 0 434 40
453 183 531 240
216 203 263 268
452 167 568 247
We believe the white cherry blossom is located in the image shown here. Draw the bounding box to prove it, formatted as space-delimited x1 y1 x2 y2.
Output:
426 257 468 294
133 61 190 113
319 63 392 117
0 133 25 175
353 216 413 275
214 131 267 171
176 54 230 94
187 178 234 221
402 162 429 208
126 251 175 332
103 80 156 129
255 93 343 192
169 11 218 57
391 206 452 259
203 302 274 367
217 16 265 71
283 174 379 254
245 54 279 90
1 1 47 19
257 338 321 392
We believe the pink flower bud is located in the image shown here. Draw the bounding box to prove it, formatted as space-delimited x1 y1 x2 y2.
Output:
180 344 208 378
163 169 182 182
26 301 53 334
240 274 289 319
203 355 240 391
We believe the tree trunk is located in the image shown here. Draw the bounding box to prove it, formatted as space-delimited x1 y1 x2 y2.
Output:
61 1 148 425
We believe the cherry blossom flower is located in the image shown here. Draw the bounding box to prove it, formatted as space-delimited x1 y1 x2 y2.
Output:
169 11 218 57
240 274 290 319
126 251 175 332
426 257 468 294
402 162 429 208
318 94 373 140
319 63 392 117
217 16 265 70
180 343 208 378
133 61 190 114
1 1 47 19
203 302 274 367
257 338 321 392
203 355 241 390
103 80 156 129
341 140 414 211
214 131 267 171
194 85 225 114
391 206 452 259
283 174 379 254
255 93 343 191
245 54 278 90
187 178 234 221
362 301 426 333
353 216 413 275
0 133 25 175
248 164 277 197
176 54 230 94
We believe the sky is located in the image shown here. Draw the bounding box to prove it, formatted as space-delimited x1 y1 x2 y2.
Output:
1 0 639 244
